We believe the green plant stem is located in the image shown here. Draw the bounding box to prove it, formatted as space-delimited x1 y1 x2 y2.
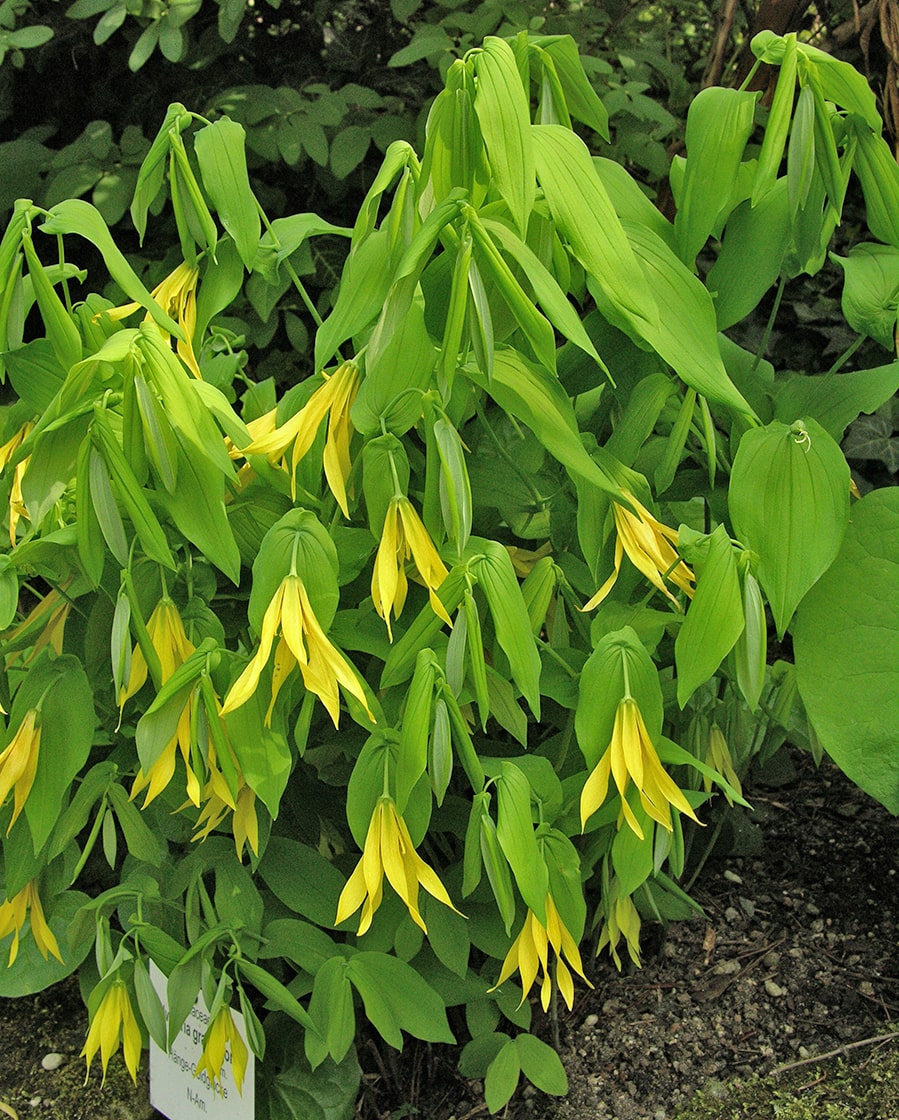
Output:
255 200 326 331
683 811 727 893
824 333 865 376
751 275 786 374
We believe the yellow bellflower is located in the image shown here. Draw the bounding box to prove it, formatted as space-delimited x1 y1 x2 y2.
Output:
597 882 642 970
192 755 259 863
371 495 452 641
100 261 201 377
123 598 203 807
81 979 142 1085
0 880 62 966
4 585 72 670
490 893 592 1012
0 420 34 546
221 572 373 728
580 696 700 839
335 796 461 936
195 1005 249 1095
582 492 694 611
0 709 41 835
241 361 359 516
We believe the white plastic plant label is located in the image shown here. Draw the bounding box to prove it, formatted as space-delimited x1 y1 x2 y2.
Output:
149 962 255 1120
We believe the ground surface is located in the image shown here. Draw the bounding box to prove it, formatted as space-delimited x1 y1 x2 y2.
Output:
1 750 897 1120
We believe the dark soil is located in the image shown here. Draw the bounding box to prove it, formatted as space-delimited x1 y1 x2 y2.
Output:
1 749 898 1120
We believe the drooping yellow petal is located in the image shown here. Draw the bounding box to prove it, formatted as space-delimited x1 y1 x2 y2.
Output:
25 882 62 963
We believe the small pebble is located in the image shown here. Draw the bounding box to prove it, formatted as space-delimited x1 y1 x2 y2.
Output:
763 950 781 968
724 906 740 923
582 1013 599 1030
28 1098 42 1109
40 1053 64 1072
739 897 756 918
764 979 785 998
723 869 743 884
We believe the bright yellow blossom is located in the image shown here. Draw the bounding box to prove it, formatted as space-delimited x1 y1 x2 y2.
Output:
490 893 592 1011
597 880 642 970
580 697 700 839
0 709 41 835
4 586 72 669
371 495 452 641
704 724 742 806
336 796 461 936
241 361 359 515
81 979 142 1085
221 573 373 727
192 762 259 862
0 420 34 546
124 598 202 807
0 880 62 966
195 1005 249 1095
582 492 694 611
100 261 201 377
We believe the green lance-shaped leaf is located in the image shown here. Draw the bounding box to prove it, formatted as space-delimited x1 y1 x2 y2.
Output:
532 124 655 337
733 566 767 711
20 233 82 373
729 417 850 636
122 363 149 487
831 243 899 351
365 190 467 375
346 952 454 1049
106 782 165 865
675 525 745 707
434 415 472 556
306 956 355 1068
590 222 756 417
472 36 534 237
793 487 899 813
90 408 176 570
195 116 261 269
438 230 473 390
420 61 490 209
40 200 183 339
495 761 548 922
438 679 485 793
708 181 792 330
575 627 663 770
808 68 847 218
655 387 696 495
314 228 392 372
773 361 899 442
673 86 758 267
462 586 489 727
134 372 179 491
137 325 233 476
851 122 899 249
797 39 880 127
75 436 105 585
788 83 817 214
472 539 541 719
485 1040 521 1115
515 1032 568 1098
531 34 609 139
430 696 453 805
130 102 193 244
238 960 317 1033
480 215 607 373
88 443 129 568
466 348 622 499
754 34 798 204
169 137 218 263
396 650 435 813
351 298 435 437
